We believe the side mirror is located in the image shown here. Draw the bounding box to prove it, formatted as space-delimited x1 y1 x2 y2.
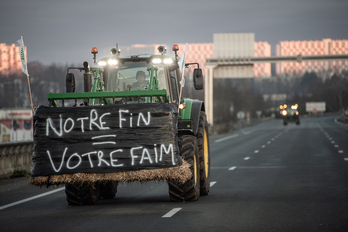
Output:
66 73 75 93
193 68 203 90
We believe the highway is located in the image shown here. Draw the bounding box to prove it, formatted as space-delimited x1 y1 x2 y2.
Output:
1 115 348 231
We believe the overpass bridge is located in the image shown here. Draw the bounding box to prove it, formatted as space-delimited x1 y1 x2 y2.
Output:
204 54 348 125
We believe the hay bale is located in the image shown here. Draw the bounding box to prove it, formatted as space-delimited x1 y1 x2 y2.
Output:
29 160 191 187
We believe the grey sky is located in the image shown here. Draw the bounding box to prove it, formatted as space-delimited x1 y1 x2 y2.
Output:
1 0 347 65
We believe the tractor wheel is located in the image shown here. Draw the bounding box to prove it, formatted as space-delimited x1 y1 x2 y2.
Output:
65 182 99 206
168 135 200 202
197 112 211 196
99 181 118 199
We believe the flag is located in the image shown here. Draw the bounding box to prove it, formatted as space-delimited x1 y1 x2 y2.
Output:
178 43 187 87
17 36 29 76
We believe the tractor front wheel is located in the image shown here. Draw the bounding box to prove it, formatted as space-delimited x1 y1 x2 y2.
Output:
65 182 99 206
197 112 211 196
168 135 200 202
99 181 118 199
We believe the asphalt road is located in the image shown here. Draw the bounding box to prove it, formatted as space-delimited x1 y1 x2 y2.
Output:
1 115 348 232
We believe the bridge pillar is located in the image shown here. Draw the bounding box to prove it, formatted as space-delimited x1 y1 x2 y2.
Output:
205 64 217 125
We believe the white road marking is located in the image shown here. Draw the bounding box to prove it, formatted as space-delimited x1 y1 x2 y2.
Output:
339 150 344 153
254 150 259 153
261 145 266 148
228 166 237 170
162 208 182 218
335 145 339 147
331 141 335 143
215 134 239 143
267 141 271 144
241 129 252 135
0 187 65 211
244 157 250 160
210 181 217 187
344 158 348 161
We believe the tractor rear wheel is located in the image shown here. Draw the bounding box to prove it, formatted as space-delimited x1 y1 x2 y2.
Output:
168 135 200 202
99 181 118 199
197 112 211 196
65 182 99 206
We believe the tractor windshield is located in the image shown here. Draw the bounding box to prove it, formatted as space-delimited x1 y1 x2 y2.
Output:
104 61 168 92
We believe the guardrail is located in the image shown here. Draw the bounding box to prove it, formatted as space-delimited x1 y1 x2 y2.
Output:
0 141 33 178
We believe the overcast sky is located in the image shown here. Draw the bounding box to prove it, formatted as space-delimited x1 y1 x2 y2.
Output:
1 0 348 65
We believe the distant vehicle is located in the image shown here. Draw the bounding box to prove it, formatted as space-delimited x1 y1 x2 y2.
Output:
279 104 300 125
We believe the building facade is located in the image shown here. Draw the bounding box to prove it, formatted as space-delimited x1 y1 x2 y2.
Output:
0 43 24 77
254 41 271 77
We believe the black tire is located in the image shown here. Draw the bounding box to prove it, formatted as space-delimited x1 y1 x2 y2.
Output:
99 181 118 199
197 112 211 196
65 182 99 206
168 135 200 202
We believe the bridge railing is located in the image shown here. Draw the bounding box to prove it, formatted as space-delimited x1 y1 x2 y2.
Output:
0 141 33 178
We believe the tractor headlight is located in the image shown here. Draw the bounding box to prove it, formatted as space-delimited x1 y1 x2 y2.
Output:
108 59 118 65
98 61 107 66
152 58 162 64
163 58 173 64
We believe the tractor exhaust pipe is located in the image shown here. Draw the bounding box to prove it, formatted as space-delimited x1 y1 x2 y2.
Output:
83 61 92 93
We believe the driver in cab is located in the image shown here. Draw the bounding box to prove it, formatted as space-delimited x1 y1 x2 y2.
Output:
131 71 148 91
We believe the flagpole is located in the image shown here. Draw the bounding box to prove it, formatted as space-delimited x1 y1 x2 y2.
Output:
178 82 183 112
26 74 34 114
18 36 34 114
177 43 188 112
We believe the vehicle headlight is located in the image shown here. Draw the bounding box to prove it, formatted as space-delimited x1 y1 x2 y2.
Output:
108 59 118 65
152 58 162 64
163 58 173 64
98 61 107 66
282 110 287 116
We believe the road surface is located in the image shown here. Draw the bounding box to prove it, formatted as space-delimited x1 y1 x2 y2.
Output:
1 115 348 231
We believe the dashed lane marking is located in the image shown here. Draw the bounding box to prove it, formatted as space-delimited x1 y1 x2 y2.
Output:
210 181 217 187
215 134 239 143
339 150 344 153
254 150 259 153
244 157 250 160
0 187 65 211
162 208 182 218
344 158 348 161
228 166 237 170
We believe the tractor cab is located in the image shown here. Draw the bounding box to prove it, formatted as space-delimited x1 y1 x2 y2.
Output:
97 54 181 104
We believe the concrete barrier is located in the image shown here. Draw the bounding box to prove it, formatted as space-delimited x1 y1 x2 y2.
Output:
0 141 33 178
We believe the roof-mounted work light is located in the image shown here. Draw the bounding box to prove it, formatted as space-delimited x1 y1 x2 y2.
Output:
157 46 167 55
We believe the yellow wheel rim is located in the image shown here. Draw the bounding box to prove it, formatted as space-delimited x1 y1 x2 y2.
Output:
204 129 209 178
194 154 197 185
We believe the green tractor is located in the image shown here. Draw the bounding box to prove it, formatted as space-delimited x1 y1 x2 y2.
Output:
30 44 211 205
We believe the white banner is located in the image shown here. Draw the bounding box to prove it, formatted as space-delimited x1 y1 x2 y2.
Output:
178 43 187 87
17 36 29 76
